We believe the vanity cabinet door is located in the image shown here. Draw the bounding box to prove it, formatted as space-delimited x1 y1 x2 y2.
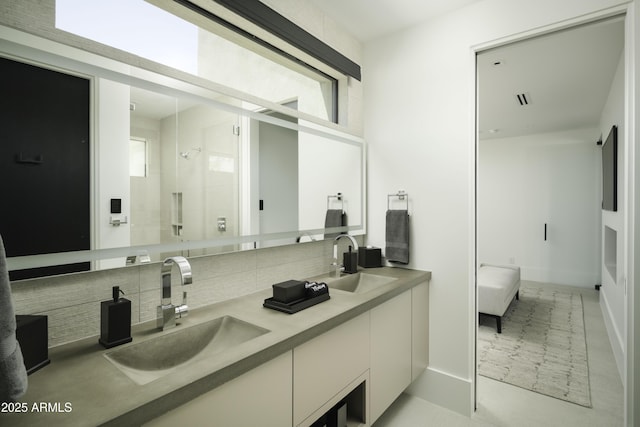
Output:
144 351 293 427
293 313 369 426
370 290 412 424
412 280 429 380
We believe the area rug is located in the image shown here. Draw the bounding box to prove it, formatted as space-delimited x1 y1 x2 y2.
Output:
478 284 592 407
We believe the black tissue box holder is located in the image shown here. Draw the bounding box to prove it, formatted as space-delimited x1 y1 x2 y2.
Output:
272 280 306 304
358 246 382 268
15 314 50 375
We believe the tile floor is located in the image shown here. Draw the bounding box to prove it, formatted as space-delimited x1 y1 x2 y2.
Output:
374 281 624 427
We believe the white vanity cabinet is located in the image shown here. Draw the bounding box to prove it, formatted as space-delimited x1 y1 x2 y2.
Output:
145 277 429 427
370 291 412 424
144 351 293 427
294 279 430 427
293 313 370 426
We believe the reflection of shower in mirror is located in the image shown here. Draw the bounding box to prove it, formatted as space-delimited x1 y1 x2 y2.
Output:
179 147 201 160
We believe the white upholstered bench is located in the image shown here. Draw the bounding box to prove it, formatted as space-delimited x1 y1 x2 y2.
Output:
478 264 520 333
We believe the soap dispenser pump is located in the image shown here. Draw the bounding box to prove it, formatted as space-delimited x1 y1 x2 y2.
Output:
343 246 358 274
99 286 132 348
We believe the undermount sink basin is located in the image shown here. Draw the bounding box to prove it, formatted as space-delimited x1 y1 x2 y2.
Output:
104 316 268 385
329 272 396 293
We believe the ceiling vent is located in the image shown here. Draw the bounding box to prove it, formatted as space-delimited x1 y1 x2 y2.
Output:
515 92 531 106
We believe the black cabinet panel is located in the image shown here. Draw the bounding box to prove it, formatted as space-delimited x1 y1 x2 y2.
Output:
0 57 90 280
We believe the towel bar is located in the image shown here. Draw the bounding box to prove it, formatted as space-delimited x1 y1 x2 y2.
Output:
327 193 344 212
387 191 409 210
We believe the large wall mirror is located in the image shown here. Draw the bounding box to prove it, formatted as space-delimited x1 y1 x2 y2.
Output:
0 23 364 280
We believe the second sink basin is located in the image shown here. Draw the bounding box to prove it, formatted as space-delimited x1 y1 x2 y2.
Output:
329 272 396 293
105 316 268 385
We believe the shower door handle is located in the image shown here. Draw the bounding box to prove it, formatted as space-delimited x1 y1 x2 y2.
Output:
544 223 547 241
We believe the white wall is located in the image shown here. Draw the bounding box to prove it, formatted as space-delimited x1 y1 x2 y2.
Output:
96 78 130 269
298 123 363 237
198 29 334 122
258 120 298 247
478 129 601 287
245 118 363 244
600 52 626 380
363 0 631 416
130 115 162 262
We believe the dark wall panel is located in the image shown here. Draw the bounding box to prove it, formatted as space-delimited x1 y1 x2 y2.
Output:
0 57 90 280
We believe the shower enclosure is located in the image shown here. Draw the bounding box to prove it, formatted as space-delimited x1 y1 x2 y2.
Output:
130 88 242 260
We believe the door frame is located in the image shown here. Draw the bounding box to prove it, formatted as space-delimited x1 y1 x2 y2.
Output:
470 6 636 425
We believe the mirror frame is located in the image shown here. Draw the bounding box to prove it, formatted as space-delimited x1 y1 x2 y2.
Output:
0 26 366 277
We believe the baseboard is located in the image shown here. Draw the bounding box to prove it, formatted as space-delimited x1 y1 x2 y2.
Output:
405 366 473 417
520 267 598 288
600 291 625 382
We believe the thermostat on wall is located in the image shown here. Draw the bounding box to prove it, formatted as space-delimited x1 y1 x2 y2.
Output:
111 199 122 214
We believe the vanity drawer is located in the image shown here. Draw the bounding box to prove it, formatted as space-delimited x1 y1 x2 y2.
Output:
293 313 369 426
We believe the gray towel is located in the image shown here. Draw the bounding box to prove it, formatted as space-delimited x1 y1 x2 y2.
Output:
324 209 346 238
385 210 410 264
0 234 27 402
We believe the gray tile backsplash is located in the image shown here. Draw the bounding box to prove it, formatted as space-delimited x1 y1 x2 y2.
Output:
10 238 360 347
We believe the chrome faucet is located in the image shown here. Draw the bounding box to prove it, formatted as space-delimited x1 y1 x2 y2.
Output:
157 256 192 330
332 234 359 277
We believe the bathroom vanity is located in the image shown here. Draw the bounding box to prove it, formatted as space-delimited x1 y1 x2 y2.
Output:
4 267 429 427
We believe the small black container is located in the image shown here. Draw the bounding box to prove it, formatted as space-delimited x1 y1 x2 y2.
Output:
15 314 50 375
358 246 382 268
99 286 132 349
272 280 306 304
343 246 358 274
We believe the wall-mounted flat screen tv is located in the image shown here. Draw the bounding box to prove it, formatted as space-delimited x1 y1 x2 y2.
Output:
602 125 617 212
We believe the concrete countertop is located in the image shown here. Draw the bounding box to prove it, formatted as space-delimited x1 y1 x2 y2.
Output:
4 267 430 427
